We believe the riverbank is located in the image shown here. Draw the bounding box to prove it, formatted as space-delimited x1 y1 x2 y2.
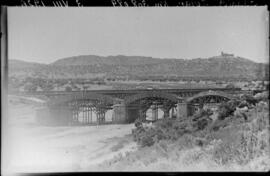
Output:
3 96 136 173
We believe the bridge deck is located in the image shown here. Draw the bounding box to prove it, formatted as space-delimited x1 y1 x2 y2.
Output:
11 87 242 96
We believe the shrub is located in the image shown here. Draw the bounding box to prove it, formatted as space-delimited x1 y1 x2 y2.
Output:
212 141 236 165
155 118 175 128
140 134 155 147
132 118 192 147
132 126 145 142
197 118 209 130
210 104 270 166
254 91 269 102
192 109 212 122
256 101 269 112
217 100 239 120
103 101 269 171
238 100 249 108
240 94 258 106
217 106 230 120
134 118 143 128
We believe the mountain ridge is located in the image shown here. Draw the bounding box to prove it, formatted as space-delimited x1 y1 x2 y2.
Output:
9 54 269 81
10 53 261 65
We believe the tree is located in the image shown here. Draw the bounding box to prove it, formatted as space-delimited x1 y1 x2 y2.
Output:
225 83 235 89
65 86 72 92
24 83 37 92
217 101 237 120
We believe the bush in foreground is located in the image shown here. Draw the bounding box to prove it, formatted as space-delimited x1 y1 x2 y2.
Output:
132 118 192 147
99 98 269 171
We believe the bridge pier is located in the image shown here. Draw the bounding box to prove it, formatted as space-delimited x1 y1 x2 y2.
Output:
170 107 175 118
140 105 151 121
72 109 79 124
164 109 170 118
126 106 140 123
160 106 170 119
177 102 188 119
112 103 127 123
150 102 158 121
161 108 170 119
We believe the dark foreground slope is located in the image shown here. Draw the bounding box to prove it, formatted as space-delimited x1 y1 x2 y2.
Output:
95 92 270 171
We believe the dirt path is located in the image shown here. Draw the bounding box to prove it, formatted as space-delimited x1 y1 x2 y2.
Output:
4 97 137 173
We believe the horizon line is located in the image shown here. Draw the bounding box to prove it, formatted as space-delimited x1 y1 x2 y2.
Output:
9 53 269 64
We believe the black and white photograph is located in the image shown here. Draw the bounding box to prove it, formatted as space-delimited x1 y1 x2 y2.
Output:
2 6 269 173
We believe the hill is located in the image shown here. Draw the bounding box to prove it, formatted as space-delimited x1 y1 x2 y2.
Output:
9 59 45 68
8 54 269 81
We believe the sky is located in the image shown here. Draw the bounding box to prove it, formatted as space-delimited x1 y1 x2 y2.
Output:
8 7 269 64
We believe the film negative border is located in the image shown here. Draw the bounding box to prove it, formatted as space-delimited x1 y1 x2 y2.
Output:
0 0 269 7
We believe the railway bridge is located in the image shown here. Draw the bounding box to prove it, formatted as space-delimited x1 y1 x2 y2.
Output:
22 88 241 125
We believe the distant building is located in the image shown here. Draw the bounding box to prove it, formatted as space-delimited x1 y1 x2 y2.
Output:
221 51 234 57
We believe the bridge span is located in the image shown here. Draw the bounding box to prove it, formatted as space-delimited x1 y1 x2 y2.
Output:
17 88 242 125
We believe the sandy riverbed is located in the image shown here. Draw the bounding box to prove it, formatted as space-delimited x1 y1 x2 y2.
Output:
3 95 137 173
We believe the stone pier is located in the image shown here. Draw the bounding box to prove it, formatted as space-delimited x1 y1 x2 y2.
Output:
112 103 127 123
150 102 158 121
177 102 188 119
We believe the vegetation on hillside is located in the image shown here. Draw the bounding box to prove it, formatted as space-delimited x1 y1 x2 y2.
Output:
96 92 269 171
9 54 269 81
8 75 269 93
8 54 269 92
